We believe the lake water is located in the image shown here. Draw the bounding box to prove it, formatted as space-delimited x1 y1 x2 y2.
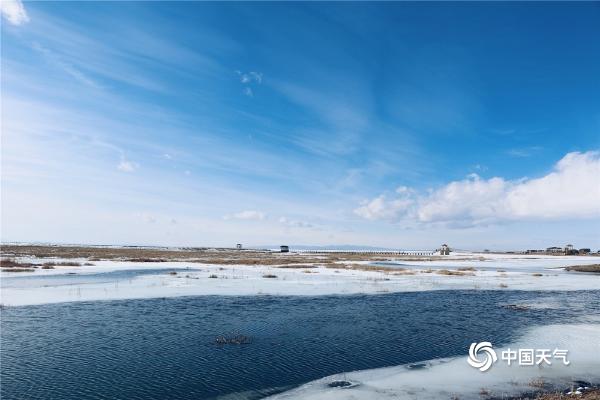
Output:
1 290 598 400
0 268 194 288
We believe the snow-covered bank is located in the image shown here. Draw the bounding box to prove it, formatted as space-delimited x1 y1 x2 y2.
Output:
1 254 599 306
267 324 600 400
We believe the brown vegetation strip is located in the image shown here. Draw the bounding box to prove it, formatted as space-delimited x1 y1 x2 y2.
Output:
0 259 37 272
565 264 600 273
0 245 462 267
518 389 600 400
435 269 475 276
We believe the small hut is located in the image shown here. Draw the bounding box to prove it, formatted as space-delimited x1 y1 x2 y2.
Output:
440 244 450 256
280 245 289 253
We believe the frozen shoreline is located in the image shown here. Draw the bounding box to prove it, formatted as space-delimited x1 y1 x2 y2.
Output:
1 253 599 306
267 323 600 400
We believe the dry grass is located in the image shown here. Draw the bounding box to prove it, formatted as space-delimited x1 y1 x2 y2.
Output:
0 244 460 267
276 264 318 269
126 257 168 263
392 271 416 275
529 379 545 389
0 258 37 272
458 266 477 271
42 261 82 267
532 273 543 277
533 389 600 400
2 267 36 272
565 264 600 273
436 269 475 276
262 274 278 278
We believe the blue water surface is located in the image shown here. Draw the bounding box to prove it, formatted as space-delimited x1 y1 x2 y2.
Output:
1 290 598 400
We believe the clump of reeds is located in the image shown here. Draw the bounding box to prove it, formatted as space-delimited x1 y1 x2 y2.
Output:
215 334 252 345
0 258 37 272
564 264 600 273
436 269 474 276
43 261 82 267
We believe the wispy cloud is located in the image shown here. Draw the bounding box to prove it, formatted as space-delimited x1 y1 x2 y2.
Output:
117 159 139 172
32 42 101 89
1 0 29 25
223 210 266 221
278 216 313 228
355 151 600 227
236 70 262 97
135 212 156 223
507 146 543 158
237 71 262 84
273 80 369 156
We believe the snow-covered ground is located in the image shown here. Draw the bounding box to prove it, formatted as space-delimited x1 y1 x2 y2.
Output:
267 323 600 400
1 253 598 306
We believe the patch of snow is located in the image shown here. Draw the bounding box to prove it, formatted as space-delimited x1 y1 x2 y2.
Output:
268 324 600 400
1 254 599 306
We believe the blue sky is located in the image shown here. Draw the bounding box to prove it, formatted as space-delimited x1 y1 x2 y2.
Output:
2 1 599 250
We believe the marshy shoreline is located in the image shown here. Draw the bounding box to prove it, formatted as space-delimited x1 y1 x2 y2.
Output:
2 244 600 307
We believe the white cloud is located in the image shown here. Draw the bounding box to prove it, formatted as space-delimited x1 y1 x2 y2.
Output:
354 195 413 221
236 70 262 97
504 151 600 219
224 210 266 221
278 216 313 228
236 70 262 84
354 186 415 220
355 151 600 226
117 160 139 172
1 0 29 25
135 212 156 224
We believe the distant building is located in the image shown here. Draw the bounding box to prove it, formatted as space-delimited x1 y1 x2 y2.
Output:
280 245 289 253
546 246 563 254
564 244 577 255
526 249 544 254
579 248 591 254
439 244 450 256
236 244 242 250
